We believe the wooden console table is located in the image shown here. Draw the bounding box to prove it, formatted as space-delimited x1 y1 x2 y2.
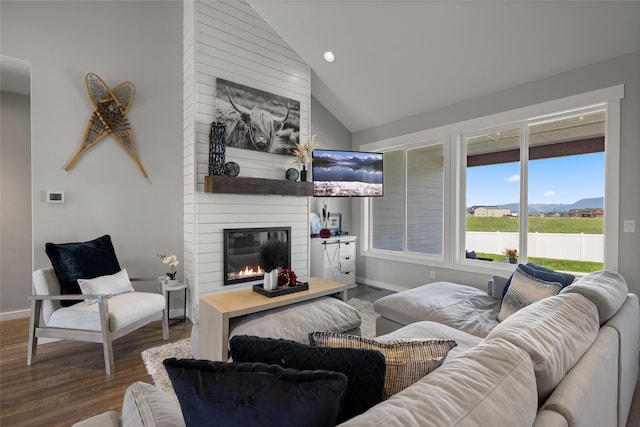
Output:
198 278 346 361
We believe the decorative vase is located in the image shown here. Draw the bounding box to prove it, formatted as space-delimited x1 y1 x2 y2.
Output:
209 122 226 176
509 257 517 264
167 279 178 287
263 270 278 290
300 165 307 182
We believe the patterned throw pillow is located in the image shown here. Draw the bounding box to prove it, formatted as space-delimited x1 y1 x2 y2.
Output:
309 332 456 399
502 263 575 299
498 267 562 321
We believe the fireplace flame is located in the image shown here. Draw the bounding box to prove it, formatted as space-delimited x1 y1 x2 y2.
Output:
228 265 264 280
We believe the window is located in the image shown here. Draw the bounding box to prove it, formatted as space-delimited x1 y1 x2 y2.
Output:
362 86 622 275
525 110 605 272
370 143 444 256
407 145 444 255
462 109 605 273
464 126 521 261
371 149 403 251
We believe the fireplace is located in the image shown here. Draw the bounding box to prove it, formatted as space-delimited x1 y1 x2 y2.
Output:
223 227 291 286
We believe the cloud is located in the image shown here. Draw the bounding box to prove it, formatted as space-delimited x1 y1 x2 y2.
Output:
544 190 556 197
506 174 520 182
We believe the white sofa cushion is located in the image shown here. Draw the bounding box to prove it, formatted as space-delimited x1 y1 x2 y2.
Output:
373 282 501 337
486 293 599 401
122 381 185 427
229 297 361 345
560 270 628 325
47 292 165 332
539 327 618 427
338 338 537 427
78 268 134 299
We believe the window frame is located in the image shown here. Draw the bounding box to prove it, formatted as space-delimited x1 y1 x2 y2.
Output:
360 85 623 275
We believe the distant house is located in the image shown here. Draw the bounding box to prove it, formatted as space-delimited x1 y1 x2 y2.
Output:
568 208 604 218
469 206 511 217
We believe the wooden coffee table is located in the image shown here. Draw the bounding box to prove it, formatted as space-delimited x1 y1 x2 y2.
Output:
198 278 347 361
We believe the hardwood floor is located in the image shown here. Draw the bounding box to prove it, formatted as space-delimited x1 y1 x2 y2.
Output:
0 317 191 427
1 283 639 426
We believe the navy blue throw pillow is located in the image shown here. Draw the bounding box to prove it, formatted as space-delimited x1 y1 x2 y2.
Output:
163 358 347 427
45 235 120 306
230 335 386 423
502 263 576 299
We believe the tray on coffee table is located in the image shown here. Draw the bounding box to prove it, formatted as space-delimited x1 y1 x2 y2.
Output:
252 281 309 298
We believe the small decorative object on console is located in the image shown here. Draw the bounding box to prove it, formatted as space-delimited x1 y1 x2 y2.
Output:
319 199 331 237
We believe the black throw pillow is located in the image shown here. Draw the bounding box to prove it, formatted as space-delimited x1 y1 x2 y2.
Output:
163 358 347 427
45 234 120 306
230 335 386 423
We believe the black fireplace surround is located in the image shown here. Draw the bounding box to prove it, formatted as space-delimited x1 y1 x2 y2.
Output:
223 227 291 286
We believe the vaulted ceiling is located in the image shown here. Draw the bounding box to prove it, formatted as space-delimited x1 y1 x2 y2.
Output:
249 1 640 133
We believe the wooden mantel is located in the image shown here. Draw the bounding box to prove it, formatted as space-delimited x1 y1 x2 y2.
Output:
204 175 313 196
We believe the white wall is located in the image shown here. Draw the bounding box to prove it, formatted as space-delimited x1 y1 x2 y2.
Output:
353 52 640 295
184 0 312 302
1 1 184 314
0 91 31 316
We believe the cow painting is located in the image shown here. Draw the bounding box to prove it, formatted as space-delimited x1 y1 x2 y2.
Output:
215 79 300 156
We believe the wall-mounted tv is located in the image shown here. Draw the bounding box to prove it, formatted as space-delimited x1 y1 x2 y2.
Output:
312 149 384 197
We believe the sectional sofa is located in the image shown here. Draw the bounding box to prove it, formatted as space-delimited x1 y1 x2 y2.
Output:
364 269 639 426
75 270 638 427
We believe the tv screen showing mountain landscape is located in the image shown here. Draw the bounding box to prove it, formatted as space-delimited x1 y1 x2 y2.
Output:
312 149 383 197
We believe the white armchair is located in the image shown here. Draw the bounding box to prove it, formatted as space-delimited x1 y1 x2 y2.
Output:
27 267 168 375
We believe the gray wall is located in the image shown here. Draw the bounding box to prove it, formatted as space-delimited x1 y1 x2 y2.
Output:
1 0 184 315
310 95 353 233
1 91 32 315
353 51 640 295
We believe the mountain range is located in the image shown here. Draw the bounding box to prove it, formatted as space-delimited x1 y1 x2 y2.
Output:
498 197 603 214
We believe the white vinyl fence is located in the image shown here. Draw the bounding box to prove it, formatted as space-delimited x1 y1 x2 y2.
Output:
466 231 604 262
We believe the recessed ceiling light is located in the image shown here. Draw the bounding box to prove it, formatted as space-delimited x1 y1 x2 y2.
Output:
323 51 335 62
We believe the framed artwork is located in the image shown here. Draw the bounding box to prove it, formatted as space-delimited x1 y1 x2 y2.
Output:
328 213 342 233
215 78 300 156
309 213 322 235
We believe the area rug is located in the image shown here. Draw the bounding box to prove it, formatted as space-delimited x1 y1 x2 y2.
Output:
141 298 378 397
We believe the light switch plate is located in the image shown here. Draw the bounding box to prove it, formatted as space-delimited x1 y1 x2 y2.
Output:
623 220 635 233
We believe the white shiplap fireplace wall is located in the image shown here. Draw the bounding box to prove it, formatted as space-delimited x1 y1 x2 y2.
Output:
183 0 311 310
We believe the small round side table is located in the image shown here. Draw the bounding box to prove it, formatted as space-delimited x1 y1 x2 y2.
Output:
162 283 187 325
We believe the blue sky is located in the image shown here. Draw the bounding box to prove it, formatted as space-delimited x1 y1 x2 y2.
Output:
467 152 604 206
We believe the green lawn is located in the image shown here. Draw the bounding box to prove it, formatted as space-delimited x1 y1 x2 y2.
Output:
467 216 604 273
467 216 603 234
476 252 603 273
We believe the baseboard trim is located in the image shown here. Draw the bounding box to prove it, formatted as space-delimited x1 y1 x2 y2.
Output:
355 277 409 293
0 309 30 321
